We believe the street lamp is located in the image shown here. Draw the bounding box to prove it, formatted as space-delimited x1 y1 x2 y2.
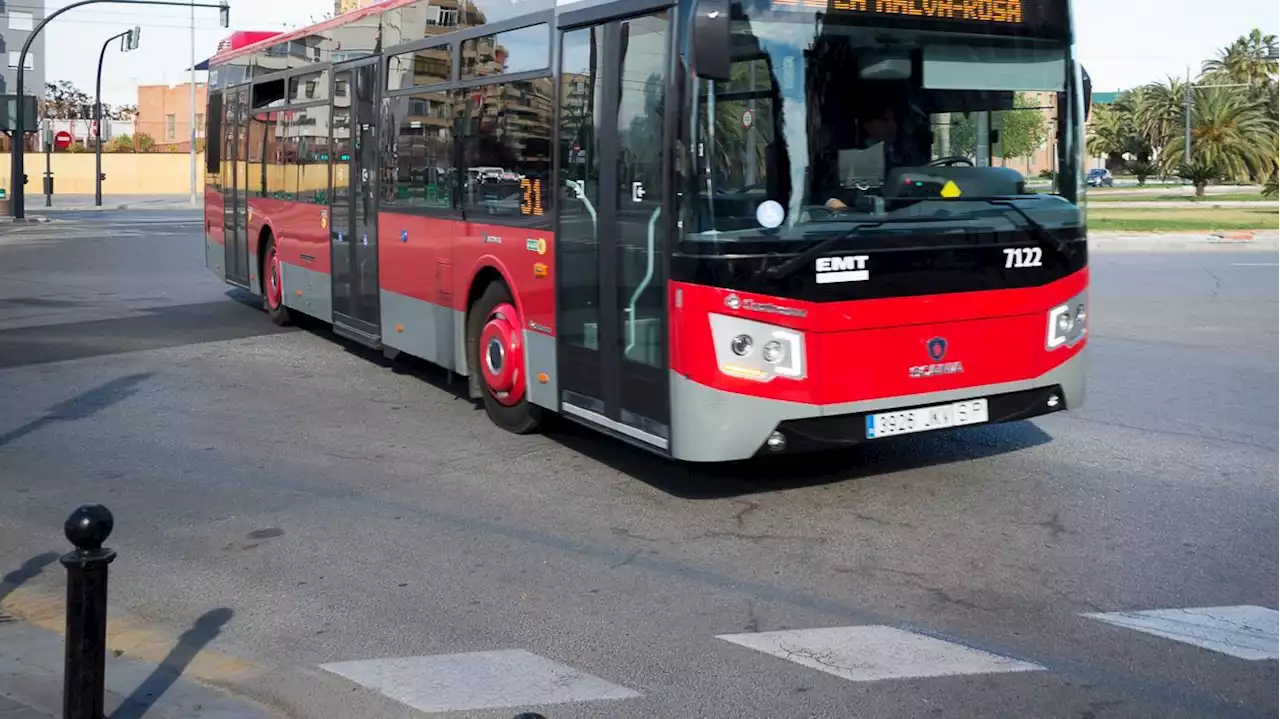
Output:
95 26 140 207
7 0 230 219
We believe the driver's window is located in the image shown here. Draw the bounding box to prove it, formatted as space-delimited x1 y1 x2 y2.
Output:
702 58 774 195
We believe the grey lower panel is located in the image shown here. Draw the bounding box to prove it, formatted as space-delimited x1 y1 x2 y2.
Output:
523 330 558 411
206 238 225 282
668 349 1088 462
380 290 463 372
281 262 332 323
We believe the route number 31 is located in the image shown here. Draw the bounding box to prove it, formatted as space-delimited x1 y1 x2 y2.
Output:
1003 247 1043 268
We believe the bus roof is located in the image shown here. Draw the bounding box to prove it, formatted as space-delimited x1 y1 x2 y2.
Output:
210 0 422 64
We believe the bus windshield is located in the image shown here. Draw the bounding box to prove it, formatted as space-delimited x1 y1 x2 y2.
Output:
685 13 1086 244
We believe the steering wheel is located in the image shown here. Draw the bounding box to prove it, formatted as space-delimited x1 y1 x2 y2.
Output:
929 156 974 167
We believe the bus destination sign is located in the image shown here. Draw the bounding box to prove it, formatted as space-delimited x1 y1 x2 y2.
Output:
770 0 1024 24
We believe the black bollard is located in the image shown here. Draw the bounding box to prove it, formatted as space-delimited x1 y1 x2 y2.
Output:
60 505 116 719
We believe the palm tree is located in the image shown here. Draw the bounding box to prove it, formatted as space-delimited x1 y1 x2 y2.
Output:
1131 77 1187 153
1159 87 1278 193
1201 29 1279 90
1085 104 1129 168
1263 173 1278 198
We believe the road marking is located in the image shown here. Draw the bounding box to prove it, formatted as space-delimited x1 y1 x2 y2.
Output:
1083 606 1279 660
320 649 640 713
1229 263 1278 267
716 625 1043 682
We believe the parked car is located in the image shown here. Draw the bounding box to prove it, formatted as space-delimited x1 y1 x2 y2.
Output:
1086 168 1114 187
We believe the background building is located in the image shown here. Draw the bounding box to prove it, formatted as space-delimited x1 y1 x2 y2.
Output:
1 0 46 150
335 0 378 15
136 82 208 151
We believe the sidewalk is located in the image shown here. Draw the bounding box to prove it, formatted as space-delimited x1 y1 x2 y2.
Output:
29 195 197 212
1090 229 1279 252
0 616 277 719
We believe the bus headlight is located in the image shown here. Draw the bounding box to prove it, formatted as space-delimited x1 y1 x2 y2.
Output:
709 313 806 382
1047 291 1087 350
762 340 785 364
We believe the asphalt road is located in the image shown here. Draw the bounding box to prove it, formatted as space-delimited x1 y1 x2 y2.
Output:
0 212 1276 719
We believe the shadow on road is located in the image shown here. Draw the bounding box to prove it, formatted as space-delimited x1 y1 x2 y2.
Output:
0 552 60 605
543 419 1055 499
110 608 235 719
0 373 152 448
0 300 293 369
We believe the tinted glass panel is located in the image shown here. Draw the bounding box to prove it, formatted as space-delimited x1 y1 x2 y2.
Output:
464 0 553 28
381 0 466 46
249 111 289 199
558 27 602 354
289 71 330 103
461 25 549 80
295 105 331 204
459 79 553 227
383 91 456 212
387 45 452 90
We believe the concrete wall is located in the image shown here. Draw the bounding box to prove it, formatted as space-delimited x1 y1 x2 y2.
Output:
0 153 205 195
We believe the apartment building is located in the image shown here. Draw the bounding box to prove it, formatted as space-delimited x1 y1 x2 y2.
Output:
136 82 208 151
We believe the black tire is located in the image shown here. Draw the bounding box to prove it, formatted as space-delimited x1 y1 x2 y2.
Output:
261 235 292 327
467 282 543 434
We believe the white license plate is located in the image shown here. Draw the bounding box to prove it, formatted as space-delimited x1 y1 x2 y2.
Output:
865 399 989 439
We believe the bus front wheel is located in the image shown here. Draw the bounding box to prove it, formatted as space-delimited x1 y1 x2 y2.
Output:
262 234 291 327
467 282 543 434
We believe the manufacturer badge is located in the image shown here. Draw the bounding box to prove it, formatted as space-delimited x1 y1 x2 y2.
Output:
909 337 963 378
927 337 947 362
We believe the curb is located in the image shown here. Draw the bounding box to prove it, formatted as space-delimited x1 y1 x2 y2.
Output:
1089 231 1279 253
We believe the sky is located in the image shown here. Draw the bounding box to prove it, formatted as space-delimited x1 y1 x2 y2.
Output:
34 0 1280 107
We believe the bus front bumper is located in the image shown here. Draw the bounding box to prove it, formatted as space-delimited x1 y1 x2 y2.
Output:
667 350 1085 462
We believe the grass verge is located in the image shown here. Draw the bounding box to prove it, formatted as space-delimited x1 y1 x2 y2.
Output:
1090 192 1270 203
1089 206 1279 232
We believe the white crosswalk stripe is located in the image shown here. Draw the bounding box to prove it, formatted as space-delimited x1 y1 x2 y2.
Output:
716 625 1043 682
1083 605 1279 660
320 649 641 714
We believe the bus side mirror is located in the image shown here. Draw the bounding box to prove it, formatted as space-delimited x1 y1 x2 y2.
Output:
693 0 732 81
1081 64 1092 121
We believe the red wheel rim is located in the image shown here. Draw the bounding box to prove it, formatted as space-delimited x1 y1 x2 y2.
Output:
266 246 283 310
478 302 525 406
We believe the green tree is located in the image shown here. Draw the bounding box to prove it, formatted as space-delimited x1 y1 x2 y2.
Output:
1126 159 1158 186
998 94 1048 162
1176 159 1223 196
944 112 976 158
1201 29 1279 90
107 135 134 153
1131 77 1188 153
1263 173 1278 198
1159 86 1277 191
1085 104 1130 168
135 132 156 152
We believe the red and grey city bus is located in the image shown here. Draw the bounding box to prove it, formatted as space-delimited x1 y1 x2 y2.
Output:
202 0 1090 461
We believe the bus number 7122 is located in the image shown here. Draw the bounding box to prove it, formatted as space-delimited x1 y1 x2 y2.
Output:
1004 247 1043 268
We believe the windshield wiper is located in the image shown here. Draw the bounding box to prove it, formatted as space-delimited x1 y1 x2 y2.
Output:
760 221 888 281
980 199 1068 255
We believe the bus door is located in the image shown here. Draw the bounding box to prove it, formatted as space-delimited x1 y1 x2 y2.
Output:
556 10 675 451
222 86 251 287
329 59 382 345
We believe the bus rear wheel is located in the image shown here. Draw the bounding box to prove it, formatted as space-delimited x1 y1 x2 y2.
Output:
468 282 542 434
262 235 291 326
